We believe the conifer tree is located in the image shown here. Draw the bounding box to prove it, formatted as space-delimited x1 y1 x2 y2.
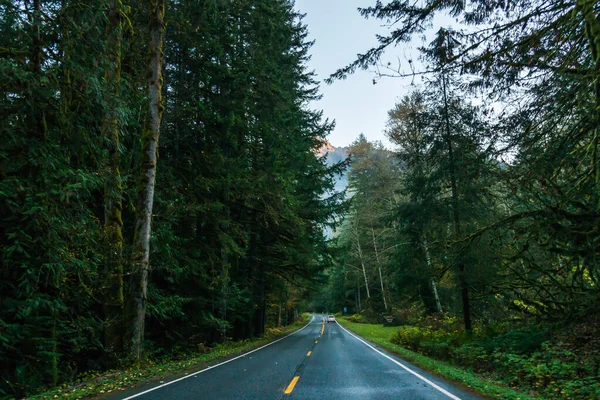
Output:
0 0 343 395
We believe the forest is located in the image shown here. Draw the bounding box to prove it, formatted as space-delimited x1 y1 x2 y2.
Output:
0 0 344 397
4 0 600 399
316 1 600 398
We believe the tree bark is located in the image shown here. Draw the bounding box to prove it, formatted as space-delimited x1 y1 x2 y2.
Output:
423 237 442 313
356 281 361 311
278 303 282 327
126 0 166 361
353 213 370 299
253 262 266 336
102 0 124 365
371 226 388 311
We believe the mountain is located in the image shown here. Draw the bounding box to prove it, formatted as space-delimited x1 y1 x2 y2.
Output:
318 142 349 238
318 141 349 194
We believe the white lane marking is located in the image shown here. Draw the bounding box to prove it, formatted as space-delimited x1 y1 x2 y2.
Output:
335 322 461 400
122 316 315 400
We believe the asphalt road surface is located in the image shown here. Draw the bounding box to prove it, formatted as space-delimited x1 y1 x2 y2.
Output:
117 316 481 400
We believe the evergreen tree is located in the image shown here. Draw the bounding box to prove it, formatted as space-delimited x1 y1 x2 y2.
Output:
0 0 343 396
326 0 600 329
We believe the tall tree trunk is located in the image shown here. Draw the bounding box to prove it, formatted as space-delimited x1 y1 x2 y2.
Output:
216 58 232 344
353 213 371 300
423 237 442 313
59 0 72 116
441 67 471 331
278 303 282 327
102 0 124 364
253 262 266 336
371 226 388 311
126 0 166 361
356 281 361 311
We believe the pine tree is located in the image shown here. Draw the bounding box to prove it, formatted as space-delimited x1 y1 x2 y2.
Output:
0 0 344 395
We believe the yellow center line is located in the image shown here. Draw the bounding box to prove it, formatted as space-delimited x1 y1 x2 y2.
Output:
284 376 300 394
307 351 311 356
315 340 318 344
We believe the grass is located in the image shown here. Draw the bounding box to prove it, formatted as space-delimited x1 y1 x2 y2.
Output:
337 317 542 400
29 314 310 400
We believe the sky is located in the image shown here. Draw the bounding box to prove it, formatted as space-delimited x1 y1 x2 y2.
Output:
293 0 452 148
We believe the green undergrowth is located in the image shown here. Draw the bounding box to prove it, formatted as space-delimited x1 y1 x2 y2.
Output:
28 314 309 400
338 317 542 400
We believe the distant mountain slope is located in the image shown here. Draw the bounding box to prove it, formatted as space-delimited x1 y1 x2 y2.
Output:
318 142 348 194
318 142 348 238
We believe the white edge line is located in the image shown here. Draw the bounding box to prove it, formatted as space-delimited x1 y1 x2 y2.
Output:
122 315 315 400
335 321 462 400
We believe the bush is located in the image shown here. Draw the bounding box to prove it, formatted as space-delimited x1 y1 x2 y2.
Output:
390 313 464 348
414 313 463 333
347 314 364 323
392 304 424 325
451 344 493 372
390 326 426 350
420 340 452 360
361 308 381 324
480 327 547 355
382 311 600 399
452 338 600 398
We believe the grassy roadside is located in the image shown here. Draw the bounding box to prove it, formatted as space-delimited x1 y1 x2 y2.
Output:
337 317 541 400
29 314 310 400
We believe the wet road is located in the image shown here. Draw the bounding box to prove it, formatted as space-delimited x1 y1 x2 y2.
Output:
117 316 481 400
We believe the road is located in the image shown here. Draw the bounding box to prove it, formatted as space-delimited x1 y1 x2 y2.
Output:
118 316 481 400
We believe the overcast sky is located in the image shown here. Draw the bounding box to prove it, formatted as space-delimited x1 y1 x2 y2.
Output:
294 0 453 148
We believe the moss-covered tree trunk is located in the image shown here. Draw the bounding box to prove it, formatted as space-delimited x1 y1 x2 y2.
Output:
102 0 125 365
126 0 166 361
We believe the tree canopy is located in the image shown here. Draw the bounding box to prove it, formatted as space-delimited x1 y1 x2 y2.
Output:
0 0 343 397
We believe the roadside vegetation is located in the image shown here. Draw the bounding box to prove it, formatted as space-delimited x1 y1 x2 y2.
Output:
7 0 600 398
30 315 309 400
1 1 343 398
312 2 600 399
338 315 599 399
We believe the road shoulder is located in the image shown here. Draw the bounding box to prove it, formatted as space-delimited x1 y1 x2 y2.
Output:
336 317 540 400
31 316 311 400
